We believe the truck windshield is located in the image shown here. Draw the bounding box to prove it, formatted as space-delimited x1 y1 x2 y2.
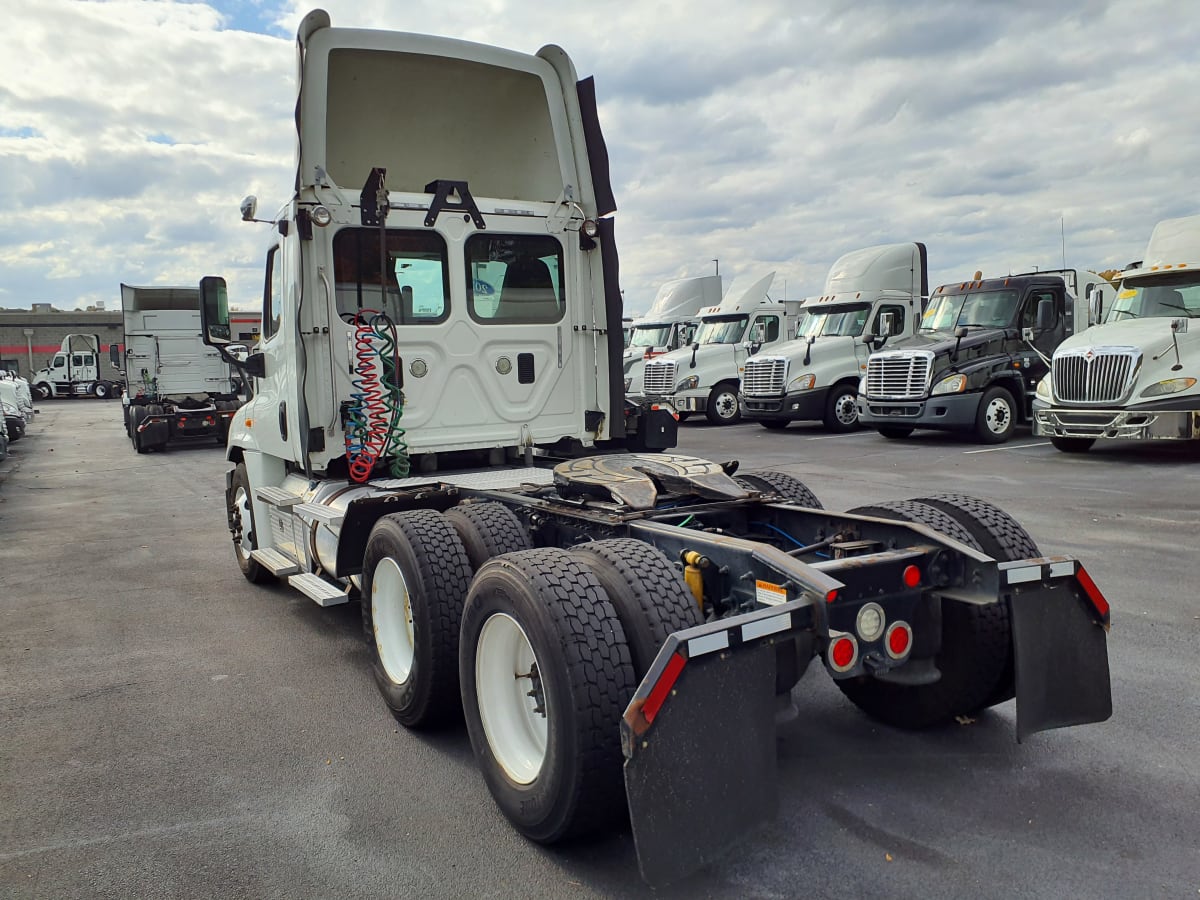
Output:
813 303 870 337
920 290 1019 332
694 315 748 344
629 324 672 348
1106 273 1200 322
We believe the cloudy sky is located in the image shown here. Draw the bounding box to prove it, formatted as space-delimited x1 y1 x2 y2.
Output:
2 0 1197 313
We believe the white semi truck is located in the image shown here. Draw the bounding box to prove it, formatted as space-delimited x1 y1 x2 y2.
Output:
1034 215 1200 452
118 284 241 453
622 274 720 392
30 334 121 400
195 10 1112 886
638 273 805 424
740 243 927 431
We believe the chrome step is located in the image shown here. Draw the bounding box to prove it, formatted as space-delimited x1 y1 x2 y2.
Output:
250 547 301 576
288 572 349 607
256 486 303 507
294 502 344 527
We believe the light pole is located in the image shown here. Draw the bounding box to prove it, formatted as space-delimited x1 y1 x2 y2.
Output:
23 328 34 378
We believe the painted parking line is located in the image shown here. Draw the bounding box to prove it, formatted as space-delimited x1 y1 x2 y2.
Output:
963 441 1051 454
805 431 879 441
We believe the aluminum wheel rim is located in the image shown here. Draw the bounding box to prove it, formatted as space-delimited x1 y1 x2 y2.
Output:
985 397 1012 434
372 558 415 685
834 392 858 426
476 612 548 785
713 391 738 420
232 486 254 558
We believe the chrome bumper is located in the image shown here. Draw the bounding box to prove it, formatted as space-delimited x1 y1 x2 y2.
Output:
1034 406 1200 441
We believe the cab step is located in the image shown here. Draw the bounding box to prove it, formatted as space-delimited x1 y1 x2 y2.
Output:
288 572 349 607
256 486 303 507
250 547 301 576
294 502 344 527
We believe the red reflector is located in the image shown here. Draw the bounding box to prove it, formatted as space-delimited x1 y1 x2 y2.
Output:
902 565 921 588
825 589 838 604
831 637 855 669
889 625 911 656
1075 566 1110 621
642 652 687 725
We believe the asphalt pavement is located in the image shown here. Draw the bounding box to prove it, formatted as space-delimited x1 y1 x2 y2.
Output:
1 404 1197 898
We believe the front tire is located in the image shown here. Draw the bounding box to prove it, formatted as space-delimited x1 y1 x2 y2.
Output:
33 383 51 401
361 510 472 729
822 383 859 432
460 549 634 843
1051 436 1094 453
705 382 741 425
974 386 1016 443
93 381 110 399
227 463 273 584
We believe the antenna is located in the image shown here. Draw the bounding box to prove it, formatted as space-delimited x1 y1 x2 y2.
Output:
1061 216 1067 270
712 258 719 277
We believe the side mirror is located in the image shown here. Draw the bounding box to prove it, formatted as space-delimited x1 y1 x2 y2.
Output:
108 345 121 368
860 333 878 345
226 344 249 363
1035 297 1055 331
878 311 898 337
199 276 232 346
240 195 259 222
954 326 968 339
750 322 767 344
1089 286 1106 324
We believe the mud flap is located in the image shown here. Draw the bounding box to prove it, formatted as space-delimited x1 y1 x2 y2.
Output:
621 603 811 887
1003 559 1112 742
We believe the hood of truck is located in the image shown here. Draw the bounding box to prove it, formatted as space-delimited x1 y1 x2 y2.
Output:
880 328 1009 359
649 343 738 387
1054 317 1198 357
751 336 863 382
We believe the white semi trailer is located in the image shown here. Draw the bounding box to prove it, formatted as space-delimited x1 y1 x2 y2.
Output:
739 243 927 431
1034 215 1200 451
196 10 1112 886
118 284 241 453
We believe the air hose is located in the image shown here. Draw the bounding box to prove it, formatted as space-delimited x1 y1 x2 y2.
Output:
345 310 409 483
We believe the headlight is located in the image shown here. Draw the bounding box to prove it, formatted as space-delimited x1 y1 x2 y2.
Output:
858 375 867 393
931 374 967 395
1141 377 1197 398
1035 376 1052 402
624 377 632 391
677 375 699 391
789 373 816 391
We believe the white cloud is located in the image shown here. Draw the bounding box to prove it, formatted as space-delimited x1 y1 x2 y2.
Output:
0 0 1197 312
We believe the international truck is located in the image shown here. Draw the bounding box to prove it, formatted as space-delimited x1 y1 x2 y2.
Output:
1034 215 1200 451
118 284 242 453
196 10 1112 886
740 242 928 431
637 273 804 424
622 274 720 392
29 334 121 400
858 268 1105 443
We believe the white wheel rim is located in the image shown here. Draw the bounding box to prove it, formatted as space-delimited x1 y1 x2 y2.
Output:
476 612 548 784
835 393 857 425
714 391 737 419
372 558 415 685
233 486 254 557
985 397 1011 433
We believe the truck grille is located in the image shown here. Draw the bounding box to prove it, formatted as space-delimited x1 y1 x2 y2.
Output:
1052 348 1140 404
866 351 933 400
642 360 677 396
742 357 787 396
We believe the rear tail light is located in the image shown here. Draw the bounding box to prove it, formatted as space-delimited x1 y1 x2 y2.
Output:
885 621 912 659
826 632 859 673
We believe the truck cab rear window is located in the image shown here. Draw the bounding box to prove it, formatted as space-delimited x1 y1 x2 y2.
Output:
333 229 450 324
466 235 564 324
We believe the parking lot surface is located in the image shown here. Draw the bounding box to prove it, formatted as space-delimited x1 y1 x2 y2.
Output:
1 404 1197 898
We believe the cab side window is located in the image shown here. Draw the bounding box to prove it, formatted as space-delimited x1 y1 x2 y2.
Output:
263 246 283 340
1022 289 1059 330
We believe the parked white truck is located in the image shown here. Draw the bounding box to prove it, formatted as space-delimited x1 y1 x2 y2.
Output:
30 334 121 400
1034 215 1200 451
118 284 241 453
622 274 720 392
739 243 928 431
638 273 805 424
194 10 1112 887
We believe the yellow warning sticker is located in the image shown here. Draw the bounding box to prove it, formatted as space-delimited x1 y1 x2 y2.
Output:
755 579 788 606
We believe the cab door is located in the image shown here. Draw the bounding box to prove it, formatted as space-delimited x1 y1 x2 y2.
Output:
1017 285 1064 407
